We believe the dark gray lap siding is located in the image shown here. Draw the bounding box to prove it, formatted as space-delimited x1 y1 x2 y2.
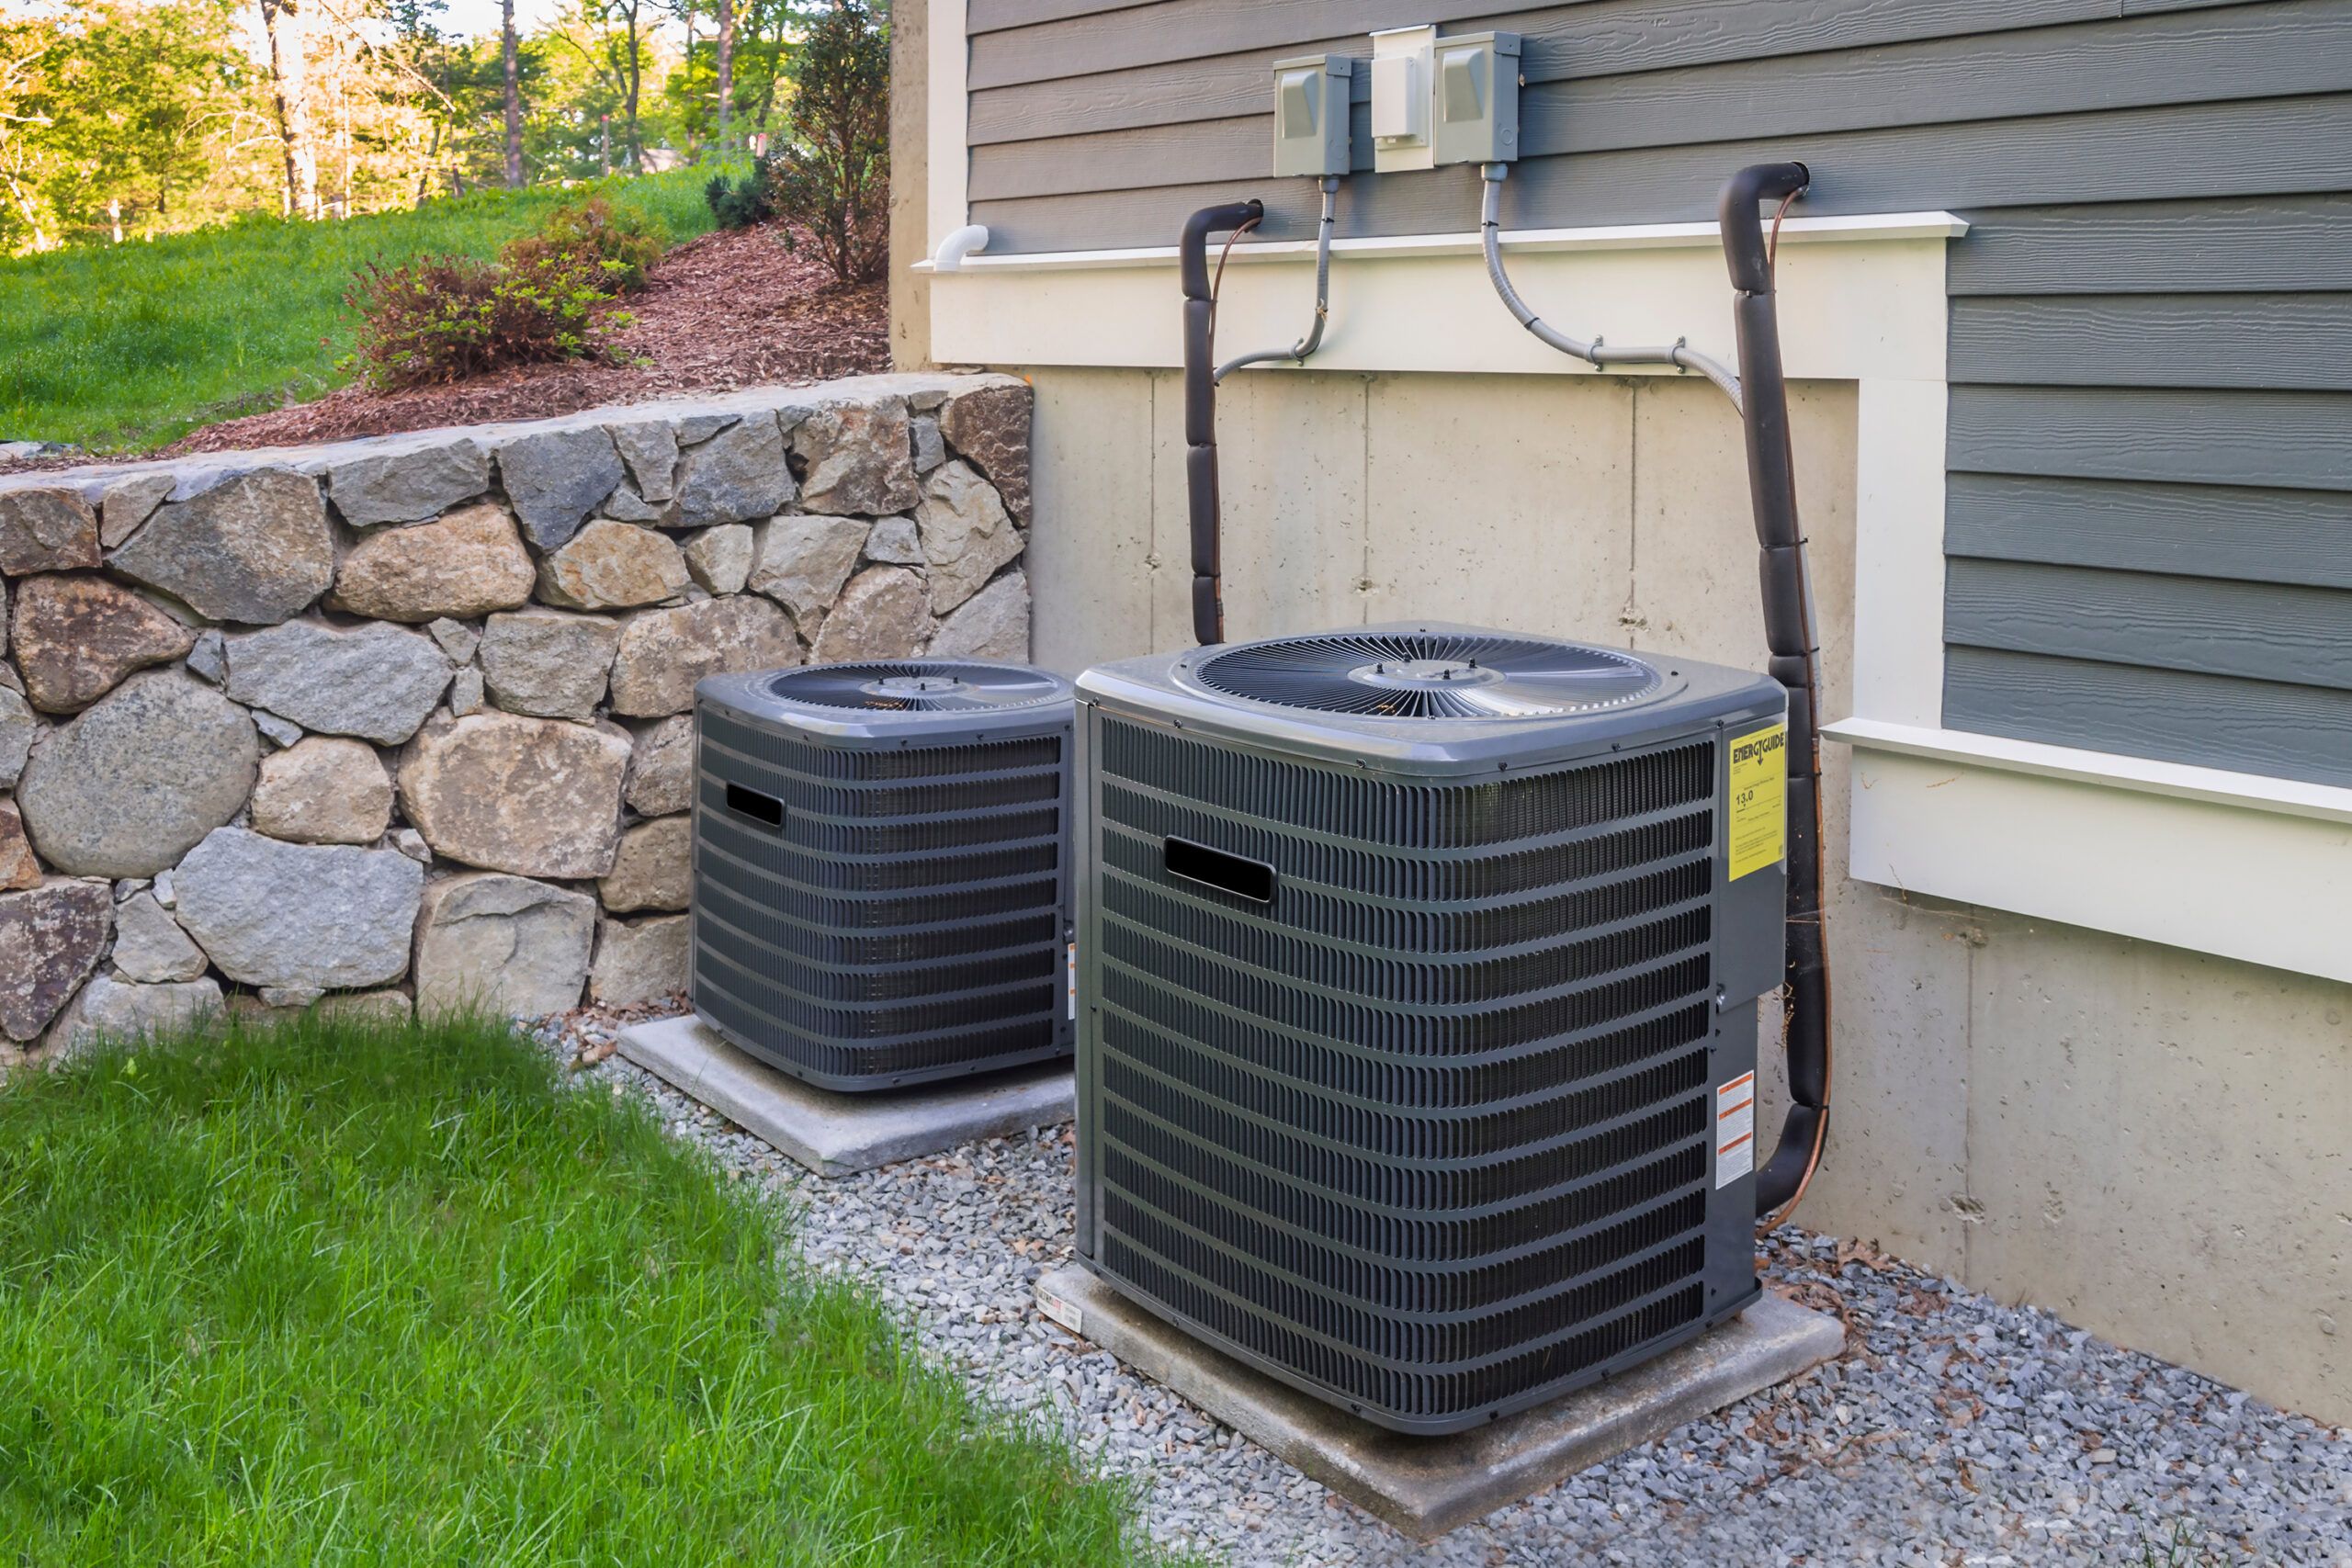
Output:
967 0 2352 786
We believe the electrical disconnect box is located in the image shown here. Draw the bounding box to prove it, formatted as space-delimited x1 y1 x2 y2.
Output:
1369 25 1436 173
1271 53 1351 177
1432 30 1521 165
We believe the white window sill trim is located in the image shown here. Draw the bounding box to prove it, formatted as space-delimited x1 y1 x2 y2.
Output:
1825 718 2352 984
912 212 1969 274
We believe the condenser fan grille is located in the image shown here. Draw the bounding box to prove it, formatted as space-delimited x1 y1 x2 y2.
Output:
1194 633 1660 719
769 661 1068 713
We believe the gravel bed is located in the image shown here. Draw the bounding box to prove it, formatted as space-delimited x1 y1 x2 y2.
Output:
534 1010 2352 1567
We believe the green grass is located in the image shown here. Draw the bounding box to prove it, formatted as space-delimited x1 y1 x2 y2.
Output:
0 169 724 453
0 1011 1162 1565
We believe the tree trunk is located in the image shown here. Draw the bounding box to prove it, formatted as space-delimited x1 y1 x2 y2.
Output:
502 0 523 187
259 0 320 220
624 14 642 173
714 0 734 152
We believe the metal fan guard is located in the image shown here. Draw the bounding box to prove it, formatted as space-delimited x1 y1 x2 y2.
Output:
766 660 1070 713
1192 632 1664 719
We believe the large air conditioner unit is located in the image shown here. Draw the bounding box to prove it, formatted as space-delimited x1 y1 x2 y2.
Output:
691 660 1077 1091
1072 624 1788 1433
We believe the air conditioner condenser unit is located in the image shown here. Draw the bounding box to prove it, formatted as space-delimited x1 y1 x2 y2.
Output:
691 660 1078 1091
1071 624 1787 1433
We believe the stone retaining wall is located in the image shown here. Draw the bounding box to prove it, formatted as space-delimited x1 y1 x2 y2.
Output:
0 372 1034 1062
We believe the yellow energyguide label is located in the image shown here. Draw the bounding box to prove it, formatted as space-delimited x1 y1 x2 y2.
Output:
1727 721 1787 881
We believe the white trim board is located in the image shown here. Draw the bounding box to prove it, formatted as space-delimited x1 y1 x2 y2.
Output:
1835 729 2352 985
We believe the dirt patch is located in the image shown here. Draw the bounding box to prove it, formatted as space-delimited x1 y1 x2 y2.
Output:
10 222 888 468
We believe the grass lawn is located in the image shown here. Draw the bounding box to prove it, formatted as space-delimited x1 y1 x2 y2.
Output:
0 169 722 455
0 1011 1162 1565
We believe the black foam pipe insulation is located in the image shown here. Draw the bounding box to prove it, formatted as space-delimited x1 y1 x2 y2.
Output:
1718 161 1834 1220
1181 198 1264 647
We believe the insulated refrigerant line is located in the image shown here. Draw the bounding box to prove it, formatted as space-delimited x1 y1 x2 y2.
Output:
1180 197 1265 647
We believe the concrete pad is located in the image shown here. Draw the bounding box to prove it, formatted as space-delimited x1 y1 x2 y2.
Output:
1035 1263 1844 1540
616 1014 1074 1177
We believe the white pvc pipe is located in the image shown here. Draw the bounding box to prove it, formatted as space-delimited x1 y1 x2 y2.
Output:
930 224 990 272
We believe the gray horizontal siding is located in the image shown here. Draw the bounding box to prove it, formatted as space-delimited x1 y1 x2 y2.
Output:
1943 648 2352 786
1944 559 2352 691
968 0 2352 785
1945 474 2352 592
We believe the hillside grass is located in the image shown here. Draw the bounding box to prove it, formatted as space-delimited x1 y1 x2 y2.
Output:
0 1010 1164 1566
0 169 723 454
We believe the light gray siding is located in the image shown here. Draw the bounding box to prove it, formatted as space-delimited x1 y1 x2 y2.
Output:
962 0 2352 786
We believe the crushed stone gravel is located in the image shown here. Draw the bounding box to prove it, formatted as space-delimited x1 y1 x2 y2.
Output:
531 1006 2352 1567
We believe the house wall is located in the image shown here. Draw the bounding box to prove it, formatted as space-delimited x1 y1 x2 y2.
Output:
1012 361 2352 1426
962 0 2352 789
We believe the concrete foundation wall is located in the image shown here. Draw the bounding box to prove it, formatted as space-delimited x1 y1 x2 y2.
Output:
1015 363 2352 1427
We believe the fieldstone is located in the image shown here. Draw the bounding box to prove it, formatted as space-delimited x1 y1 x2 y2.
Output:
0 487 100 574
0 687 28 788
478 609 621 721
604 488 666 524
425 616 480 663
391 829 431 864
0 880 113 1042
536 520 691 610
606 420 680 502
608 597 797 717
624 716 695 817
0 800 39 891
186 628 226 683
589 913 689 1008
928 569 1031 661
259 985 324 1010
397 710 631 877
15 671 258 878
109 468 334 624
448 665 485 716
413 872 596 1019
47 974 224 1053
152 870 174 908
328 502 535 622
172 827 421 990
253 710 303 749
249 737 393 845
496 426 626 548
324 436 489 526
225 619 452 745
811 567 932 662
792 399 921 516
109 890 209 983
11 574 197 713
915 461 1023 614
100 473 175 547
910 415 946 475
673 414 795 527
675 412 741 446
598 816 689 913
938 381 1033 523
313 988 413 1026
865 515 922 565
683 525 754 595
750 514 867 623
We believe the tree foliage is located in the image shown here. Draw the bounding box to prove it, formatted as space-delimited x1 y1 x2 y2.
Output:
763 0 886 284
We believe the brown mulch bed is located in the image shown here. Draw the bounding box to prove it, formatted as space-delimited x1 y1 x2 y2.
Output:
159 221 889 457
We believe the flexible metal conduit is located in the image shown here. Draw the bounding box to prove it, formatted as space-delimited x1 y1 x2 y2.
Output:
1216 176 1340 382
1181 197 1265 646
1478 164 1743 410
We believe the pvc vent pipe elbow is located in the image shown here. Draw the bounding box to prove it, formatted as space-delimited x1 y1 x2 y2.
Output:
929 224 990 272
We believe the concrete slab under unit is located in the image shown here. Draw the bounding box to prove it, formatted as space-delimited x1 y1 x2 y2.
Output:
1035 1263 1844 1540
616 1014 1075 1178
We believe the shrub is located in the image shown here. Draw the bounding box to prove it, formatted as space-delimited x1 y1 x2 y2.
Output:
764 1 889 284
500 194 667 292
705 161 775 231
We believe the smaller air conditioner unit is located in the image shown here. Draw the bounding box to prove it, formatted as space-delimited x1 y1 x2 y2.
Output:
1072 624 1788 1432
691 660 1077 1091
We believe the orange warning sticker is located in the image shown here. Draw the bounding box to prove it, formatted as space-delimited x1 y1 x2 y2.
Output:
1715 1071 1756 1189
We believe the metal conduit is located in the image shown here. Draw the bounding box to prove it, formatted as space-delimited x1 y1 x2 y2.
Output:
1216 176 1341 382
1478 164 1744 411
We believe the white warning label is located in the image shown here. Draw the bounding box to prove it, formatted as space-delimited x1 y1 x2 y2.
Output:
1067 942 1078 1021
1714 1071 1757 1189
1038 1287 1083 1337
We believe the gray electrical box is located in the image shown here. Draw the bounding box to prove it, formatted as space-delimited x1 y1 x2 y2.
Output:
1431 30 1521 165
1271 53 1351 177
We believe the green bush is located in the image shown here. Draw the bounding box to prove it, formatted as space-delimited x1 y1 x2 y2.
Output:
765 0 890 283
705 160 775 231
344 195 666 390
